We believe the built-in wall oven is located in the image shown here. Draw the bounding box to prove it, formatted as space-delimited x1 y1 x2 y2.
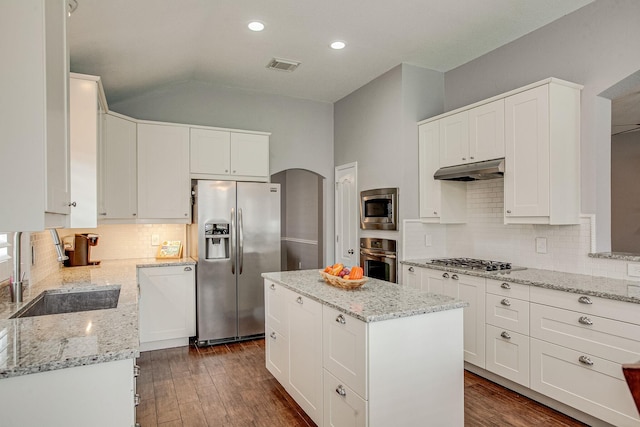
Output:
360 238 397 283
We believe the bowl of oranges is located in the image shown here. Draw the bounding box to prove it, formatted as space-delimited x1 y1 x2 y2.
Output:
319 263 367 289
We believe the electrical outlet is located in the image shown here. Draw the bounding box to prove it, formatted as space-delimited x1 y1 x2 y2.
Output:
535 237 547 254
628 263 640 277
298 261 302 270
151 234 160 246
424 234 432 247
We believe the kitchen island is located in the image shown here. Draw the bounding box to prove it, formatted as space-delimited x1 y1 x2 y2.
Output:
262 269 468 427
0 258 194 427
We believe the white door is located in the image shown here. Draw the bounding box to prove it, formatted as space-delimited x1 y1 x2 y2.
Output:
335 162 358 266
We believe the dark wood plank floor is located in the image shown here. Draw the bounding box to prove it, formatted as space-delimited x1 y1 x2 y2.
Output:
136 339 587 427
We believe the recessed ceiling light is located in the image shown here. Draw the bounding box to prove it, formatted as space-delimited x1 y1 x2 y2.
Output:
330 41 346 50
248 21 265 32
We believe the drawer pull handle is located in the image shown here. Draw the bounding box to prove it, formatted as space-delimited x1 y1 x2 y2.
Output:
296 296 303 304
270 283 276 290
408 267 414 272
336 314 346 324
500 298 511 306
578 355 594 366
336 385 347 397
578 316 593 325
442 273 450 279
184 266 192 271
500 283 511 290
578 296 592 305
500 331 511 340
451 274 459 280
270 332 276 339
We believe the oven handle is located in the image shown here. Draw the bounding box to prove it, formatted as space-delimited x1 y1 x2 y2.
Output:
360 252 396 259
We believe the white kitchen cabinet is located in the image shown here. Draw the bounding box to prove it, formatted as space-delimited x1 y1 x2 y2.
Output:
68 74 107 228
486 325 530 387
468 99 505 163
402 264 420 290
418 121 466 224
504 81 581 225
137 123 191 221
99 112 138 220
0 358 135 427
190 128 270 182
485 291 530 335
439 111 469 167
323 369 367 427
138 265 196 351
1 0 70 231
457 273 486 368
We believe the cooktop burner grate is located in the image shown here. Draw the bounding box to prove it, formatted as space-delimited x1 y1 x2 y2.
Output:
428 257 515 271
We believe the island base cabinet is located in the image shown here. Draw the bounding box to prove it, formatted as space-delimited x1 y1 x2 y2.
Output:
324 369 367 427
530 338 640 427
265 326 288 385
0 358 135 427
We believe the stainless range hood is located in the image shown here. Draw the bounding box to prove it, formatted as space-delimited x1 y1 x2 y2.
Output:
433 158 505 181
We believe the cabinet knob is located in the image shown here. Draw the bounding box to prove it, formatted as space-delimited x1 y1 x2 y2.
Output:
335 385 347 397
506 210 512 214
270 332 277 339
470 156 474 160
296 296 303 304
451 274 459 280
578 316 593 326
500 298 511 306
184 213 188 217
578 355 594 366
184 266 192 271
442 272 449 279
433 211 438 215
270 283 276 290
500 331 511 340
500 282 511 289
336 314 346 324
68 201 77 207
233 170 237 173
578 296 592 305
99 212 107 216
408 267 414 272
225 169 229 173
462 157 466 161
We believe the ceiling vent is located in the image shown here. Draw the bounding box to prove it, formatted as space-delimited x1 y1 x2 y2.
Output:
266 58 301 72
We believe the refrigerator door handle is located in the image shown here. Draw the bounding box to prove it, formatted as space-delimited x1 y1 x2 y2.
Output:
230 208 236 274
238 208 244 275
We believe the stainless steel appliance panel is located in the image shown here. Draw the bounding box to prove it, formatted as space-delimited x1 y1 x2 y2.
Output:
196 180 238 342
360 238 397 283
236 182 280 337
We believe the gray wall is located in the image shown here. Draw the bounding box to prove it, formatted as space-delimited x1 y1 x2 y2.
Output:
611 130 640 253
443 0 640 251
334 64 444 257
110 80 335 263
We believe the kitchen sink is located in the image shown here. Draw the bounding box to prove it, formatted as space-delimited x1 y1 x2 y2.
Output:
10 286 121 319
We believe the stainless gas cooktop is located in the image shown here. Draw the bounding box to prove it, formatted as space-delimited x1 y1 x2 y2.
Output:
428 257 526 272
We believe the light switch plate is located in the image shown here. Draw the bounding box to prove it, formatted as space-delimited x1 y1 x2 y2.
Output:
151 234 160 246
628 263 640 277
425 234 432 247
535 237 547 254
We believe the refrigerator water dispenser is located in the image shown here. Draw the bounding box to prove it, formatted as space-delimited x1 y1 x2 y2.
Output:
205 222 229 259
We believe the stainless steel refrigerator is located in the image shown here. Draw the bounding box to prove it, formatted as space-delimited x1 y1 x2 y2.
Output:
191 180 280 345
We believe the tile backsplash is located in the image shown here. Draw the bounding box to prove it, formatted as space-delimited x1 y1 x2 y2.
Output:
404 178 639 281
30 224 187 283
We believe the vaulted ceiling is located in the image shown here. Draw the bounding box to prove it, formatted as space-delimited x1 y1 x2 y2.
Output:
67 0 594 105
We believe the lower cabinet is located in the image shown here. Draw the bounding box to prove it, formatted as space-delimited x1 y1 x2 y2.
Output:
0 358 135 427
485 324 530 387
323 370 367 427
138 265 196 351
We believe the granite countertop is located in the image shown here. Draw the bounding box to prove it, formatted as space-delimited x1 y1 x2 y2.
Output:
0 257 195 379
262 270 468 322
401 259 640 304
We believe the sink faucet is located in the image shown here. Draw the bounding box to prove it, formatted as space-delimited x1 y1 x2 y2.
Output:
49 228 68 263
11 231 23 303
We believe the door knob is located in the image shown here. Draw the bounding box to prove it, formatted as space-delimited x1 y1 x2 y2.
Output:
348 249 354 255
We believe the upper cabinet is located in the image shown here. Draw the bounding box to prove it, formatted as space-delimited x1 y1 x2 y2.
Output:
504 82 581 225
1 0 69 231
137 123 191 221
68 74 107 228
439 100 505 168
418 78 581 226
99 112 138 220
190 128 270 182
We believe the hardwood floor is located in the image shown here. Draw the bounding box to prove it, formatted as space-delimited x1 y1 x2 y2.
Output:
136 339 587 427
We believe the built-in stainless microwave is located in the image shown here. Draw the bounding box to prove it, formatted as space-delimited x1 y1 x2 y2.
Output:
360 188 398 230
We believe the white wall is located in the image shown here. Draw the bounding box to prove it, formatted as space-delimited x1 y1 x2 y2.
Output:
110 80 335 263
334 64 444 259
443 0 640 252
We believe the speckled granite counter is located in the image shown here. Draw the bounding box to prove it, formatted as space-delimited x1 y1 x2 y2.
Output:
401 259 640 304
589 252 640 262
262 269 468 322
0 257 195 379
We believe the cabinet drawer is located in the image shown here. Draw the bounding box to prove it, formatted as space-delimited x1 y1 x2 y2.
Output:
530 303 640 364
265 326 288 385
485 293 529 335
323 305 368 399
265 280 290 335
530 338 640 427
485 325 529 387
323 369 367 427
530 286 639 325
486 278 530 300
